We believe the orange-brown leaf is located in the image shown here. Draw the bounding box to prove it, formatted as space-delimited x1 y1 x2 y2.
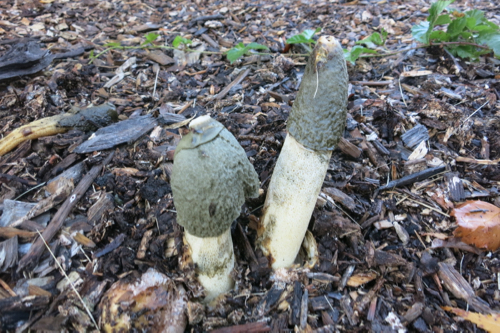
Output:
451 201 500 251
442 306 500 333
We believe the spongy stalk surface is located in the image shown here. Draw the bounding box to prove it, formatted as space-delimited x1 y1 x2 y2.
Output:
258 134 331 269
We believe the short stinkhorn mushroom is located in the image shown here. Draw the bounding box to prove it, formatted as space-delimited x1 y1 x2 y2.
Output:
257 36 348 269
171 115 259 302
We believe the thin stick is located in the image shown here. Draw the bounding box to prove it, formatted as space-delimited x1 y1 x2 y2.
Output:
462 100 489 123
404 197 450 217
17 152 114 272
398 79 408 108
0 277 17 297
36 230 98 329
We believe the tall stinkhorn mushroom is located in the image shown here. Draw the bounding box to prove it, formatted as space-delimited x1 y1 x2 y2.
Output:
257 36 348 269
171 115 259 302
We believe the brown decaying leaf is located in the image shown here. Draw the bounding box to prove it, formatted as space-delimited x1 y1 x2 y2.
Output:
347 271 378 287
451 201 500 251
443 306 500 333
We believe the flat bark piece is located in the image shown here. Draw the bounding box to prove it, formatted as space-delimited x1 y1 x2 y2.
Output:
146 50 175 65
289 281 302 326
401 124 429 149
377 165 446 192
0 294 50 312
310 296 332 311
93 233 126 259
323 187 356 212
0 140 31 174
9 181 73 228
338 137 362 158
0 227 36 240
17 153 114 272
404 158 428 175
0 200 50 228
233 222 258 264
211 68 251 101
445 172 465 202
87 192 114 225
360 140 389 173
74 115 157 153
45 162 84 195
46 153 80 181
132 22 161 32
299 288 308 330
340 295 358 326
403 302 424 323
438 262 492 314
210 322 271 333
0 236 18 272
0 41 52 80
374 250 407 267
189 14 225 27
254 282 285 316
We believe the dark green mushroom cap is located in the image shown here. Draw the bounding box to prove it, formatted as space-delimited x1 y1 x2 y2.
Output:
287 36 348 151
171 116 260 238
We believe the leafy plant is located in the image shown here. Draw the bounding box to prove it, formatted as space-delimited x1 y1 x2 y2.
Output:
141 32 160 46
357 30 388 48
226 42 269 64
343 30 387 64
411 0 500 59
286 28 321 47
172 35 192 48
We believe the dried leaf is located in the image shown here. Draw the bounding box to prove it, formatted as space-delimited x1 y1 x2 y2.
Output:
347 271 378 287
452 201 500 251
443 306 500 333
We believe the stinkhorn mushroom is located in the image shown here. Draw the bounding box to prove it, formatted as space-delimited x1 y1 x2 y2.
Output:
171 115 259 302
257 36 348 269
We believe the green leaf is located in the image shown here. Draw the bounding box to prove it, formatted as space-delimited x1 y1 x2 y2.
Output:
89 50 95 59
458 31 473 41
435 14 451 25
476 31 500 56
429 30 450 42
465 9 485 23
245 42 269 51
412 21 430 43
465 17 477 30
104 42 121 48
226 42 269 64
172 35 192 48
226 43 246 63
447 17 467 37
428 0 455 24
449 45 479 60
343 45 377 64
473 24 498 33
286 28 321 45
425 0 455 42
144 32 159 44
356 31 387 48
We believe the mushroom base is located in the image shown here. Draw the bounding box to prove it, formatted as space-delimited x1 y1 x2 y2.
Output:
257 134 331 269
184 228 235 302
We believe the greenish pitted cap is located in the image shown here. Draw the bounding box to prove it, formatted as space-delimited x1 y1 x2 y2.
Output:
171 116 260 238
287 36 348 151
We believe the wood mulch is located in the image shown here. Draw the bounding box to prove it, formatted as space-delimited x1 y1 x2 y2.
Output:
0 0 499 332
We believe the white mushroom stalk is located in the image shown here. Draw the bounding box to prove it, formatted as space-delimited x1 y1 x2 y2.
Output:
257 36 349 269
171 115 259 302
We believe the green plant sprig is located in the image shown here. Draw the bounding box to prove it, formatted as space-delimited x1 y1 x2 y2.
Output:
88 30 314 65
343 0 499 63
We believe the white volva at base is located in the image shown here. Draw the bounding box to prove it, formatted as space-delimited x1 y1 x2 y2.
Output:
258 134 331 269
184 228 235 302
